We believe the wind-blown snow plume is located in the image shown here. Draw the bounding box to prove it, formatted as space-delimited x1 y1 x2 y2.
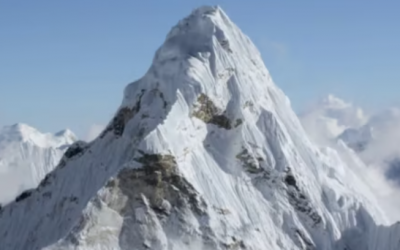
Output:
0 6 399 250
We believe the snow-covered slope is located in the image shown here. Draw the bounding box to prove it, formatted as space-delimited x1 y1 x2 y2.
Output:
0 123 76 204
0 6 398 250
299 95 368 145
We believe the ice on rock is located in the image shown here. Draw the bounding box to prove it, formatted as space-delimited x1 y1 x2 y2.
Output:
0 6 399 250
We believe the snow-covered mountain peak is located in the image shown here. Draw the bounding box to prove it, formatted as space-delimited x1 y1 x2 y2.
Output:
0 123 41 141
55 128 76 138
0 124 76 204
163 5 245 51
123 5 268 110
1 6 399 250
0 123 76 149
54 129 77 146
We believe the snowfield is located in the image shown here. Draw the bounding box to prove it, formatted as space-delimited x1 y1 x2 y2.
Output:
0 6 399 250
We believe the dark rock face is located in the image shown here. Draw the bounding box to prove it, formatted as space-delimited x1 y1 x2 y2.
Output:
64 141 87 159
15 190 33 203
236 148 265 174
284 169 322 227
97 153 210 249
192 93 232 130
100 89 146 138
58 141 89 168
106 153 207 216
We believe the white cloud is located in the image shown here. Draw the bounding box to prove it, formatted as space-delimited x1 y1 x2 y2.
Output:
359 163 400 222
85 124 105 142
358 109 400 166
300 98 400 222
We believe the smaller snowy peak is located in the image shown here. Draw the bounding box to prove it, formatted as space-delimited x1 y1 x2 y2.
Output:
53 129 77 147
55 129 76 140
0 123 40 140
0 123 76 148
0 123 77 204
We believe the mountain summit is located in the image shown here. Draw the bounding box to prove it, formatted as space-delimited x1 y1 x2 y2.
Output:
1 6 399 250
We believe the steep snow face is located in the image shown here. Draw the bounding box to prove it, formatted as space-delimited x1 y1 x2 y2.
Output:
299 95 368 145
0 123 76 204
0 6 398 250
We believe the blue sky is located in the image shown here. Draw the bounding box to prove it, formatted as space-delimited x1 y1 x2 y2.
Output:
1 1 399 138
